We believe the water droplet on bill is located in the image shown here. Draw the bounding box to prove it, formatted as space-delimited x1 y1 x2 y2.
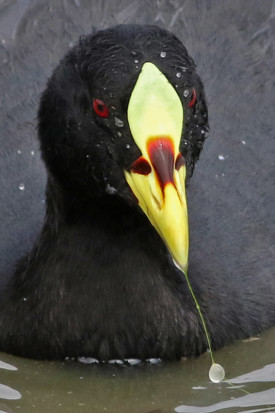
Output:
160 51 166 58
176 72 182 78
218 154 225 160
19 183 25 191
183 89 190 98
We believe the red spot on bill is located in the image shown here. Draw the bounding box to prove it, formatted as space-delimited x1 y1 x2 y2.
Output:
131 157 152 175
147 137 175 192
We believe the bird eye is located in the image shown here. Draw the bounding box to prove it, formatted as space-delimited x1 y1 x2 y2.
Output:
93 98 109 118
189 88 197 108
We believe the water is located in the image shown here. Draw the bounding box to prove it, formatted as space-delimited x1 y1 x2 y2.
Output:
1 328 275 412
0 0 274 411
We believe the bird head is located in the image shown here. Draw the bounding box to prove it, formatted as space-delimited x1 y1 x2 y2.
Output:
38 24 208 273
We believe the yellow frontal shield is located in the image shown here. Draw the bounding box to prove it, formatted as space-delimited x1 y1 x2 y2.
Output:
125 62 188 273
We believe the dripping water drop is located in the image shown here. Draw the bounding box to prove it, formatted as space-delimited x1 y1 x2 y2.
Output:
209 363 225 383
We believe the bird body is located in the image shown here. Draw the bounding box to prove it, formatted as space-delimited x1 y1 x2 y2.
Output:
0 25 274 360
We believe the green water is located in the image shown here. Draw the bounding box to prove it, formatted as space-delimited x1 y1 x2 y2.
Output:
1 328 275 413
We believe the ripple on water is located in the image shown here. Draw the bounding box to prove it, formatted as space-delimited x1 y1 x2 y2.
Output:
0 384 21 400
0 360 17 371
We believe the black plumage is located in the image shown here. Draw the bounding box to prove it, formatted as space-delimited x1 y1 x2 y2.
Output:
0 25 274 360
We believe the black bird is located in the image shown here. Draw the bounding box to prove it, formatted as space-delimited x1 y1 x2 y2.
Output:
0 25 274 360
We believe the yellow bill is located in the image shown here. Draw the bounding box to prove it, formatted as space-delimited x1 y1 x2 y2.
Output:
125 62 189 273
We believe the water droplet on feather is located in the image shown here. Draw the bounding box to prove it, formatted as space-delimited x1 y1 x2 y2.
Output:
106 184 117 195
114 117 124 128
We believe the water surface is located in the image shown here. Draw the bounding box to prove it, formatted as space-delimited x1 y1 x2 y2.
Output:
0 328 275 412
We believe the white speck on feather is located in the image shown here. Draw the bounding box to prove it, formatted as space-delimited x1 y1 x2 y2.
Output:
106 184 117 195
114 117 124 128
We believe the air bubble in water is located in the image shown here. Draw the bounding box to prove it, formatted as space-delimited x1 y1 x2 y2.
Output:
108 359 124 365
78 357 99 364
146 358 162 364
125 358 141 366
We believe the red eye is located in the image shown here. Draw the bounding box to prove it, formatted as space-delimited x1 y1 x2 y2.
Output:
93 98 109 118
189 88 196 108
